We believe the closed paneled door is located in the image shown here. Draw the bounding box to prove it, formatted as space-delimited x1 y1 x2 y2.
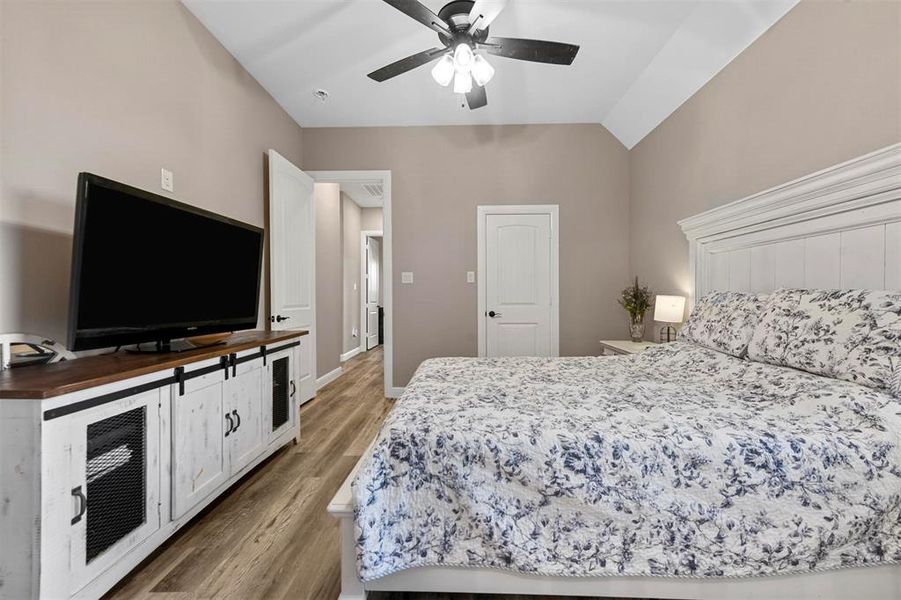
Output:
484 213 554 357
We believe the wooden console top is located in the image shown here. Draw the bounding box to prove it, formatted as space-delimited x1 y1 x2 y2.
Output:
0 330 307 400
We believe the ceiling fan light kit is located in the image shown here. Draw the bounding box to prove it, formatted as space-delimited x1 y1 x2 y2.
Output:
431 54 455 86
453 69 473 94
453 43 474 70
369 0 580 110
471 54 495 86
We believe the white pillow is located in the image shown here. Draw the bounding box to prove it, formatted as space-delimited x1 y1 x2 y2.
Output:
680 291 769 357
747 289 901 395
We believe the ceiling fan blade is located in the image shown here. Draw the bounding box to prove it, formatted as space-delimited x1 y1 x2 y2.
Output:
481 37 579 65
466 85 487 110
382 0 451 36
368 47 447 82
467 0 507 34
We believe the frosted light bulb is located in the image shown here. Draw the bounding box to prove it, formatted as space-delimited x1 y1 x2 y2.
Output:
453 69 473 94
453 43 474 71
471 55 495 86
431 54 454 86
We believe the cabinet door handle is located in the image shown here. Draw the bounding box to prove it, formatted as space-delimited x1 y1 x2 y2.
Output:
225 412 234 437
232 409 241 432
289 381 296 398
71 486 87 525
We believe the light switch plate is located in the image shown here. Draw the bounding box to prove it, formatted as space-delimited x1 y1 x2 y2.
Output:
466 271 475 283
401 271 414 284
161 168 174 192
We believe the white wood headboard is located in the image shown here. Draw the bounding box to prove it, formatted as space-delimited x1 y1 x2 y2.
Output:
679 143 900 303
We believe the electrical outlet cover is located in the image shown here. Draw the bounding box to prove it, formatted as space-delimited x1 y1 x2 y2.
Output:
161 168 174 192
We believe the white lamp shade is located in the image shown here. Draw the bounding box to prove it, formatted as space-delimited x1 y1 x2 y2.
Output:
471 55 495 86
654 295 686 323
431 54 454 87
453 69 472 94
453 43 474 71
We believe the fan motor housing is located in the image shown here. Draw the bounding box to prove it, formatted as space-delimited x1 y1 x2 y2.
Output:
437 0 489 46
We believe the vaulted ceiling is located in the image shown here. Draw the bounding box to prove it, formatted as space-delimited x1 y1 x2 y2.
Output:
184 0 797 148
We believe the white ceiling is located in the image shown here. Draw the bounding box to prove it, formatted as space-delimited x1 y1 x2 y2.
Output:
341 180 384 207
183 0 797 149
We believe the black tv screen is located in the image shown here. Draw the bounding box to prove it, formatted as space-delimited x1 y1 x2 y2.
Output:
68 173 264 351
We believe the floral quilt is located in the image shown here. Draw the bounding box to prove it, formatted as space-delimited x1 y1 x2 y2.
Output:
352 342 901 581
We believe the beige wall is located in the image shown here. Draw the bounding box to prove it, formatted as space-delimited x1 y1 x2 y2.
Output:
315 183 342 378
5 0 894 392
303 124 630 386
630 0 901 329
342 193 363 355
361 207 384 232
0 0 304 343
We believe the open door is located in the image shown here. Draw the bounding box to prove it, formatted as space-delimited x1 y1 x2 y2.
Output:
365 236 381 350
268 150 316 403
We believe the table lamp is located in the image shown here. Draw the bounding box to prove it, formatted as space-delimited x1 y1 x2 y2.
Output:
654 295 685 343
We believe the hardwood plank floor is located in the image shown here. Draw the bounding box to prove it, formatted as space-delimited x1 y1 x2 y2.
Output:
106 347 632 600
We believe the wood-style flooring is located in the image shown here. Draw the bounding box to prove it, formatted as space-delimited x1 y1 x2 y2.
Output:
106 347 631 600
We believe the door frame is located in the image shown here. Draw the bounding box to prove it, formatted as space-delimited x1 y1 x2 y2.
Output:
360 230 383 353
477 204 560 358
306 170 398 398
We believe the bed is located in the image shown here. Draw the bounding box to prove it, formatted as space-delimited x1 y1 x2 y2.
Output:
329 143 901 599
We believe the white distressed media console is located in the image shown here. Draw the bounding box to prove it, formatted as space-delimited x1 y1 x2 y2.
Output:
0 330 310 599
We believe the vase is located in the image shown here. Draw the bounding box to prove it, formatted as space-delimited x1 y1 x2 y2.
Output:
629 318 645 342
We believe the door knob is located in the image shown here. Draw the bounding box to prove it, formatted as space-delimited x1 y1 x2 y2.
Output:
488 311 502 318
271 315 291 323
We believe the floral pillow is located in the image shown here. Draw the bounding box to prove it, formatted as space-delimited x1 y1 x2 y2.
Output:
747 289 901 395
680 291 769 357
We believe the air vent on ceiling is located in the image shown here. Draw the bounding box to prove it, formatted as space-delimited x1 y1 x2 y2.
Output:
361 183 383 198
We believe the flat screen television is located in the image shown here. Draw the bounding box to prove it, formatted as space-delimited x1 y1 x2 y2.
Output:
67 173 264 352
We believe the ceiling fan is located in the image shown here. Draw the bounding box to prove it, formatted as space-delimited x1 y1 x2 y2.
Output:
367 0 580 110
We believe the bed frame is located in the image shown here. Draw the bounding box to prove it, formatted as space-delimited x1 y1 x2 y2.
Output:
327 143 901 600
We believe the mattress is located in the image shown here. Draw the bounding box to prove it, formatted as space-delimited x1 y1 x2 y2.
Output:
352 342 901 581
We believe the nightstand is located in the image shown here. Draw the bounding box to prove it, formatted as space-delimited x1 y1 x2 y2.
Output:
599 340 657 356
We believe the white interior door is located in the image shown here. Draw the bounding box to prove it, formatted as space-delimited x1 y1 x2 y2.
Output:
481 209 557 357
365 236 381 350
268 149 316 403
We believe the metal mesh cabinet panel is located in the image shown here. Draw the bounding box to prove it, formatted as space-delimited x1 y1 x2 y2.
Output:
85 406 146 562
272 357 289 431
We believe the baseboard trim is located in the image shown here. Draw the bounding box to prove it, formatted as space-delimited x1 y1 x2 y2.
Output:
340 347 361 363
386 386 405 399
317 367 343 390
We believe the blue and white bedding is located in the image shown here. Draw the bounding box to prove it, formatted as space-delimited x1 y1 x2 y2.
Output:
352 342 901 581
